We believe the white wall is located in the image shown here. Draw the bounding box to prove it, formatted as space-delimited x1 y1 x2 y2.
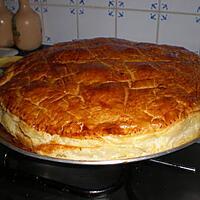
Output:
5 0 200 54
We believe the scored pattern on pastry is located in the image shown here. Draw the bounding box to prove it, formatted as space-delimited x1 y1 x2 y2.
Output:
0 38 200 139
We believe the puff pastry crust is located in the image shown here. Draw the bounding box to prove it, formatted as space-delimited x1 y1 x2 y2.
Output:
0 38 200 160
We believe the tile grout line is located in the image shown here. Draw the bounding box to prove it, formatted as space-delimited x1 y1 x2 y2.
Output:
39 0 46 44
115 0 118 38
155 9 200 16
37 3 200 17
156 0 161 43
76 0 79 39
113 8 200 16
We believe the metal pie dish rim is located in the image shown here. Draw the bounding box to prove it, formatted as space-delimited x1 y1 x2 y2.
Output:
0 136 198 166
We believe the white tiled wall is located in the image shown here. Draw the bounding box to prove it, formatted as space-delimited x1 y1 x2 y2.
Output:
117 10 157 42
158 14 200 52
121 0 158 10
79 8 115 39
5 0 200 54
42 6 77 43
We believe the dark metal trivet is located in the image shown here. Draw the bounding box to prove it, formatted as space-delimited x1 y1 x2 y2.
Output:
1 141 200 199
0 143 127 197
0 165 135 200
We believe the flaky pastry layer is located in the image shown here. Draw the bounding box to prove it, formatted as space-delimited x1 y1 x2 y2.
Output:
0 105 200 160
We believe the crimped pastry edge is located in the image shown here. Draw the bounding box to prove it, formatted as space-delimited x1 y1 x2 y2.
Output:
0 105 200 161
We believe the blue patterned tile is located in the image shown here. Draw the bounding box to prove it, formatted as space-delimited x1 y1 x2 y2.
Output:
195 16 200 24
33 6 41 13
77 0 86 15
108 9 115 17
117 0 125 18
108 0 115 8
118 10 125 18
160 13 168 21
10 5 17 12
5 0 18 13
196 5 200 23
79 0 86 6
118 0 125 8
150 13 157 20
160 0 200 13
197 6 200 13
161 2 168 11
70 8 76 15
69 0 76 4
149 2 159 21
42 7 48 13
44 35 52 43
150 2 158 10
78 7 85 15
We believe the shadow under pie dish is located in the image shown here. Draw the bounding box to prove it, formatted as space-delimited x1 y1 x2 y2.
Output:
0 38 200 162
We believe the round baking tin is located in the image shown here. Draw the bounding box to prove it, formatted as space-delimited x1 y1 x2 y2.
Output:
0 130 198 165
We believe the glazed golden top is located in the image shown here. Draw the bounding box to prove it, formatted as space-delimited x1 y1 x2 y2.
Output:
0 38 200 139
